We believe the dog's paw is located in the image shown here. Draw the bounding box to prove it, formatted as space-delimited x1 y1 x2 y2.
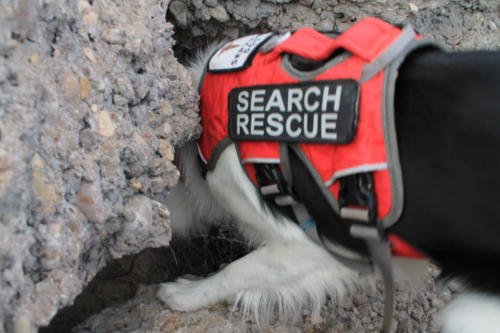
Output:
157 278 221 312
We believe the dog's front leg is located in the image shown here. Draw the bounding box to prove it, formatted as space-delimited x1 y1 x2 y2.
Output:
157 239 355 319
156 242 301 312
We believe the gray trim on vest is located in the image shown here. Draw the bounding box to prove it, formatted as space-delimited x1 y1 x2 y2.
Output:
279 143 294 187
361 25 417 83
324 162 388 187
206 137 235 171
280 52 351 82
380 37 447 229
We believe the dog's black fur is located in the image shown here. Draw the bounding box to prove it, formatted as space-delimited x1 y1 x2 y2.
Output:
393 49 500 293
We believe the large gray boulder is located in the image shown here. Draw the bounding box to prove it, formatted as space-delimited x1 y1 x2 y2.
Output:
0 0 198 331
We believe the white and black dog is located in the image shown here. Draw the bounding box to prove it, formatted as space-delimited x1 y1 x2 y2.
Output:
157 21 500 333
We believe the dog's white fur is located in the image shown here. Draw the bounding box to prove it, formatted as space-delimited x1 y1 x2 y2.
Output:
157 44 500 332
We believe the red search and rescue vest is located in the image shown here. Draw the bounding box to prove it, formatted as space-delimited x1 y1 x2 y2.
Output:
197 18 439 258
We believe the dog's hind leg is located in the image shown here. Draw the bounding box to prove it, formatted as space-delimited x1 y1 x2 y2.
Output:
158 144 358 322
439 293 500 333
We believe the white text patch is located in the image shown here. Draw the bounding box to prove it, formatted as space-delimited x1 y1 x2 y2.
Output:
228 80 359 143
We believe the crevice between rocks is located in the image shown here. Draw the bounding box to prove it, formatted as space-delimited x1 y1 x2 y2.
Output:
40 224 251 333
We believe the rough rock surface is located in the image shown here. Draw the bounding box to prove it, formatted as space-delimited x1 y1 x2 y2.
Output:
169 0 500 59
1 0 499 332
0 0 198 332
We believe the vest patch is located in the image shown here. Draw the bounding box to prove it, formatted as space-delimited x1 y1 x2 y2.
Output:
208 33 274 72
228 80 360 143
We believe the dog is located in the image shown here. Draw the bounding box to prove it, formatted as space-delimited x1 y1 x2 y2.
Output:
157 19 500 333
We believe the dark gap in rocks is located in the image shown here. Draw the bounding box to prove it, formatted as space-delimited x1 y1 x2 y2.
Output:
164 6 267 64
40 223 252 333
171 22 268 64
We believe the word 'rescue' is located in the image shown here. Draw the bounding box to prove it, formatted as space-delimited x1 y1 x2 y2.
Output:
228 80 359 143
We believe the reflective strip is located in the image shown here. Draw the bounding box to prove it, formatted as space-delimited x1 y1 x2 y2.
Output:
275 195 298 206
261 184 280 196
324 162 388 187
241 158 280 164
341 207 370 222
349 224 380 240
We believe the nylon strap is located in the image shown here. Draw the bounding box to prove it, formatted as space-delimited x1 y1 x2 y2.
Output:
365 238 394 333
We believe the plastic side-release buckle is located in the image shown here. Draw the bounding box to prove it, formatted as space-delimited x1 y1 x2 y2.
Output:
338 172 385 240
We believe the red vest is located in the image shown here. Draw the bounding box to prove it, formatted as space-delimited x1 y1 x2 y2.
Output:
198 18 434 258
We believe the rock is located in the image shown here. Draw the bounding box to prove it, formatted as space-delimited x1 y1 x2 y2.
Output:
169 1 188 27
159 139 175 161
58 72 80 102
82 48 97 63
75 181 109 223
12 314 32 333
0 149 13 195
210 5 230 22
431 297 445 308
447 280 464 293
31 154 60 218
205 0 218 8
123 195 153 232
101 28 126 45
94 110 116 138
79 77 91 100
0 1 198 331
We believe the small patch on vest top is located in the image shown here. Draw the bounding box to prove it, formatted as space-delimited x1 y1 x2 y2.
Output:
208 33 274 73
228 80 360 143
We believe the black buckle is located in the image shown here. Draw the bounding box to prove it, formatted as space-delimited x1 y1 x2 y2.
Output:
339 173 386 241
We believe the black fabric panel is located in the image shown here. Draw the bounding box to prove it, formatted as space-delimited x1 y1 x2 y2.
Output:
392 49 500 293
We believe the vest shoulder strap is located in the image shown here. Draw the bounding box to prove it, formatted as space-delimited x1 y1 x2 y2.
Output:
273 18 403 62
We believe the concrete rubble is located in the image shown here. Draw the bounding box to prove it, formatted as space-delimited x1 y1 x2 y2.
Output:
0 0 498 332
